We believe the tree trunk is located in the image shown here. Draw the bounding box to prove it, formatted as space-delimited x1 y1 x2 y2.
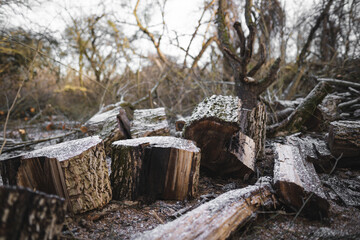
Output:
274 143 329 219
133 177 275 240
111 136 200 202
0 136 112 214
131 107 170 138
0 185 66 240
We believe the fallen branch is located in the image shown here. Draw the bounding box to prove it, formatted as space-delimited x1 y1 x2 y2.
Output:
317 77 360 89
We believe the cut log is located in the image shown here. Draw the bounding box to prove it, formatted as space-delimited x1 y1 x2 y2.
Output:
83 105 131 153
274 143 329 219
0 136 112 214
0 185 66 240
133 177 275 240
131 108 170 138
328 120 360 158
111 136 200 202
286 134 333 172
183 95 261 177
323 176 360 207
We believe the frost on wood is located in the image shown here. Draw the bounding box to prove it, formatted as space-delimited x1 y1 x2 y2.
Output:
0 185 66 240
184 95 263 177
111 136 200 202
274 143 329 219
131 108 170 138
84 105 130 153
0 136 112 214
328 120 360 162
134 177 275 240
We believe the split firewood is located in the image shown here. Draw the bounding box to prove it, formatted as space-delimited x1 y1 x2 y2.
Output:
83 105 131 153
268 82 333 137
111 136 200 202
131 108 170 138
274 143 329 219
133 177 275 240
0 136 112 214
0 185 66 240
328 120 360 165
183 95 264 177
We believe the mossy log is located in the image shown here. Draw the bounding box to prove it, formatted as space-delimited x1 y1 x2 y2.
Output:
0 136 112 214
183 95 266 177
111 136 200 202
134 177 275 240
131 108 170 138
274 143 329 219
0 185 66 240
328 120 360 165
83 105 131 153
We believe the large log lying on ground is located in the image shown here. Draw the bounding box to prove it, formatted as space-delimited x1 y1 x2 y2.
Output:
274 143 329 219
83 104 131 153
131 108 170 138
134 177 275 240
111 136 200 202
0 136 112 214
328 120 360 166
183 95 264 177
0 185 66 240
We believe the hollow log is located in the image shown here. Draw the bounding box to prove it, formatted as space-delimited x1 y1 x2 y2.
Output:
183 95 265 177
133 177 275 240
0 136 112 214
131 108 170 138
0 185 66 240
83 105 131 153
111 136 200 202
274 143 329 219
328 120 360 165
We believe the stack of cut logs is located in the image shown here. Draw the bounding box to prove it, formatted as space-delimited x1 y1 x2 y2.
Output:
1 91 359 239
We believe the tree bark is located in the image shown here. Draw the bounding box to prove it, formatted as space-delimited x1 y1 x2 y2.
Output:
111 136 200 202
0 185 66 240
133 177 275 240
131 107 170 138
328 120 360 164
0 136 112 214
274 142 329 219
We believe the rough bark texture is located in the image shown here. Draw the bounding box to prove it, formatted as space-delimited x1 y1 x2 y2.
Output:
111 136 200 202
268 82 333 136
328 120 360 163
184 95 266 177
131 108 170 138
274 143 329 219
133 177 275 240
83 105 131 153
0 185 66 240
0 136 112 214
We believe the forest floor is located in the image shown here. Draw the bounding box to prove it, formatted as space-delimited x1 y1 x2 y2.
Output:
1 119 360 239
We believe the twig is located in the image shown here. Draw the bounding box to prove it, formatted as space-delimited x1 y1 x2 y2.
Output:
0 42 40 155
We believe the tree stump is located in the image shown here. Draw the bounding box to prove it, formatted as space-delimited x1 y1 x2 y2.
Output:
111 136 200 202
183 95 266 177
0 185 66 240
83 105 131 153
328 120 360 161
134 177 275 240
131 108 170 138
0 136 112 214
274 143 329 219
